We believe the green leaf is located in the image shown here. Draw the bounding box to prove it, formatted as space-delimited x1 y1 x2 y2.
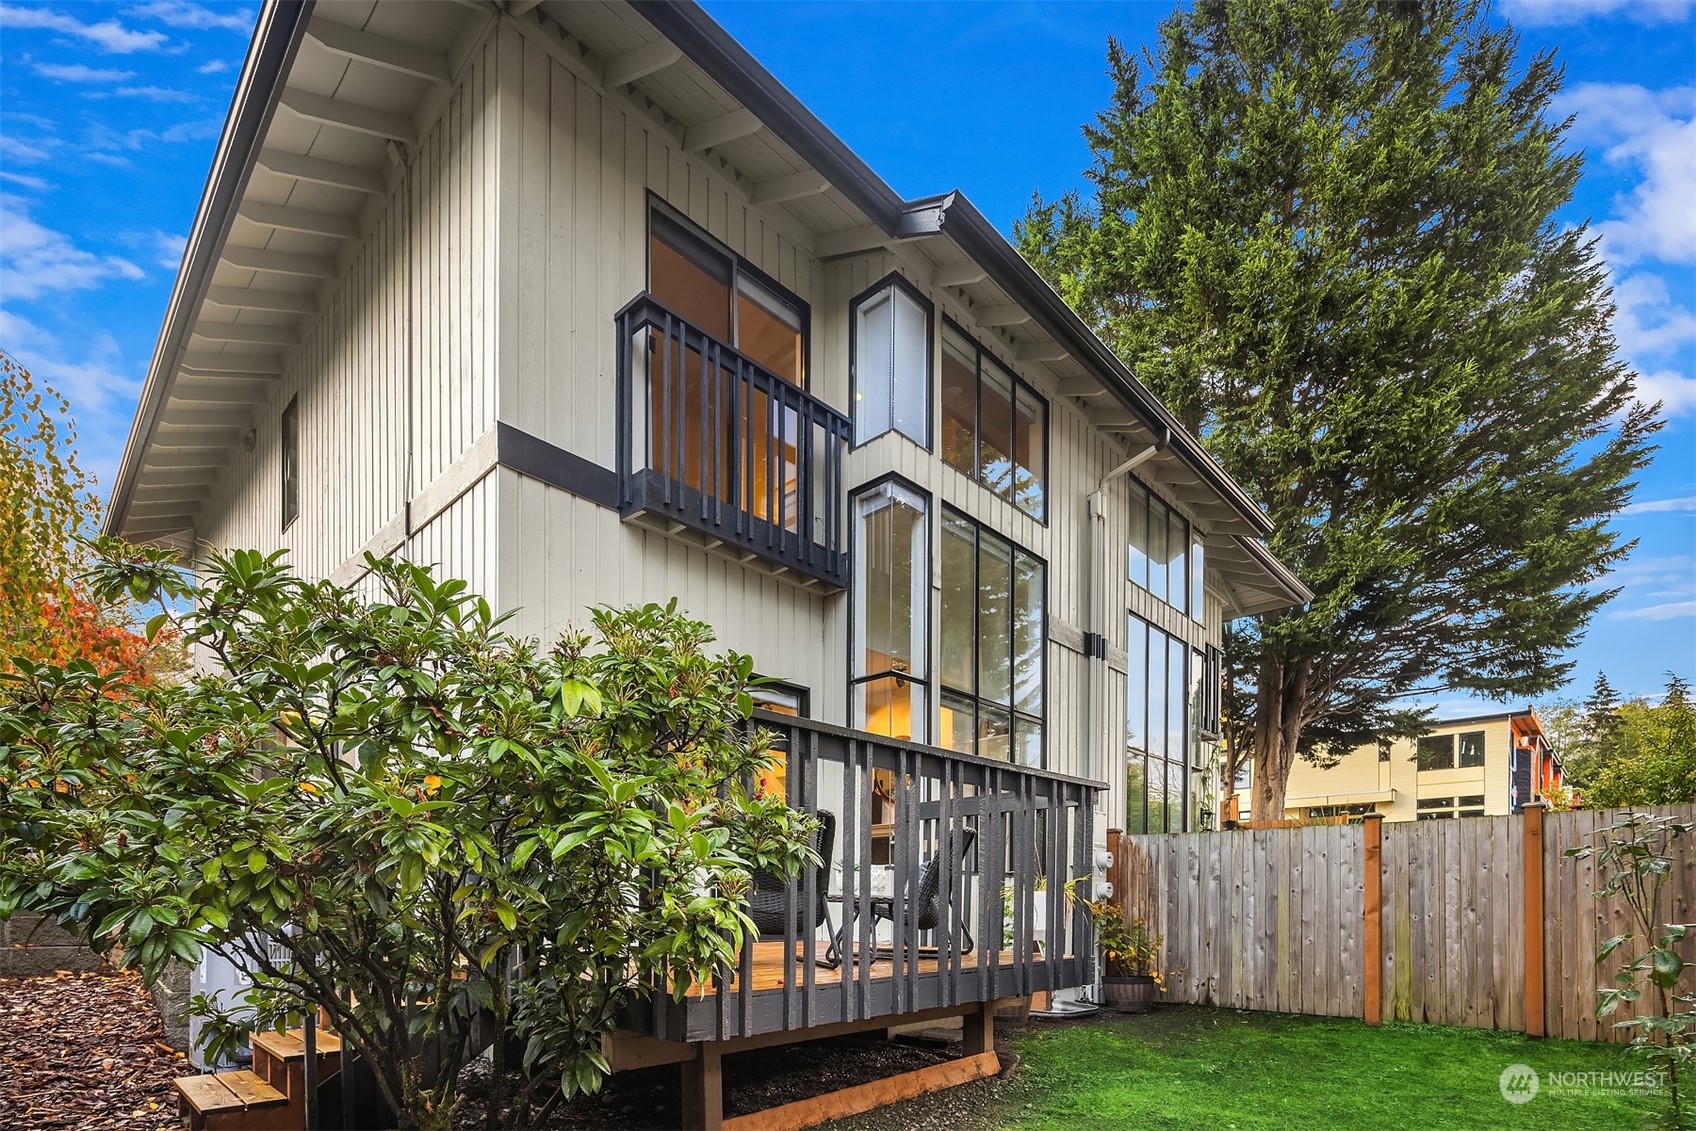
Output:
494 900 517 932
247 850 266 874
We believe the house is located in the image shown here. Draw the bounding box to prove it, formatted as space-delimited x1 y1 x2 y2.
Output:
102 0 1309 1124
1279 708 1564 822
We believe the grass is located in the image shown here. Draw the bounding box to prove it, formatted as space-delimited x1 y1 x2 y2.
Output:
993 1007 1666 1130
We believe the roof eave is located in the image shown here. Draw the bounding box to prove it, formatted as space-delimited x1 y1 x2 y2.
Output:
102 0 314 538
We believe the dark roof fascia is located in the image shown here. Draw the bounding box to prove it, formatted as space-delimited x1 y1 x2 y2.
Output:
102 0 315 536
1234 534 1314 607
633 2 1273 540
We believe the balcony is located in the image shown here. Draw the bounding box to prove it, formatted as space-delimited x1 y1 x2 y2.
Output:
622 712 1104 1045
614 294 850 589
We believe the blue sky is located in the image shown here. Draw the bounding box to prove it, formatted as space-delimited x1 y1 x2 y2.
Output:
1 0 1691 713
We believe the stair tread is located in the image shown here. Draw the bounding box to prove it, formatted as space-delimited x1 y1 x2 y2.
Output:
252 1026 343 1059
174 1069 287 1113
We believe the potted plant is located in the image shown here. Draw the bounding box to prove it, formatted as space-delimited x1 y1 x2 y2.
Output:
1068 881 1166 1012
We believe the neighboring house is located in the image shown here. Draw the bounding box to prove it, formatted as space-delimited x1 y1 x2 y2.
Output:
103 0 1307 1120
1278 708 1564 822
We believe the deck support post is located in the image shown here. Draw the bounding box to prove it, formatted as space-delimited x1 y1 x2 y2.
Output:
681 1042 724 1131
962 1000 994 1057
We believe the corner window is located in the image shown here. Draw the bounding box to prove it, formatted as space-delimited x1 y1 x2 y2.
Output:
281 394 299 530
938 508 1045 765
939 322 1046 521
851 275 930 447
1128 478 1193 615
1416 734 1455 771
1457 730 1486 768
851 478 929 742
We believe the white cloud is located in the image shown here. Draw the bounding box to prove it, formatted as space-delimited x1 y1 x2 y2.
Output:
0 134 52 162
118 229 186 269
126 1 253 33
0 5 167 53
196 58 230 74
32 62 135 82
1615 600 1696 622
0 170 49 191
0 194 145 301
1605 272 1696 416
1503 0 1694 24
1558 83 1696 267
107 86 198 103
1636 368 1696 415
0 310 140 493
1622 495 1696 516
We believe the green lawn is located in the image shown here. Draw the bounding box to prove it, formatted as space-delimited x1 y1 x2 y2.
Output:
995 1008 1665 1130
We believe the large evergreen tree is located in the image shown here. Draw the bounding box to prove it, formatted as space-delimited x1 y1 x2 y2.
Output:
1017 0 1659 820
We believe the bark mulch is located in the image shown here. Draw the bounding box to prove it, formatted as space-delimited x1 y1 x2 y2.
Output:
0 969 188 1131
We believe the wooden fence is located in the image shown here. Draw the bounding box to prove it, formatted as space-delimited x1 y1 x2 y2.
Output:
1114 805 1696 1042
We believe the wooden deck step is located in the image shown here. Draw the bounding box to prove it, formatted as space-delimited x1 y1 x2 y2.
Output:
251 1026 343 1122
174 1069 292 1131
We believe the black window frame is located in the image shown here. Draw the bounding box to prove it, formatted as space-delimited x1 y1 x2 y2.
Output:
848 473 932 744
1127 476 1194 616
1457 730 1487 769
1125 612 1193 835
281 394 299 531
645 196 812 388
938 316 1048 523
1416 734 1456 771
849 271 934 451
938 504 1047 766
1198 643 1223 738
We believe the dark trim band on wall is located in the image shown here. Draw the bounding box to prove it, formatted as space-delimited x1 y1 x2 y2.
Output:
496 422 620 509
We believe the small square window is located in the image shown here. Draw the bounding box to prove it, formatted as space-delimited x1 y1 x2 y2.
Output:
1457 731 1486 768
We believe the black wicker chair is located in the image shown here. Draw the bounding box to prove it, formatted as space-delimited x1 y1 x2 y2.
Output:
829 826 976 967
747 809 839 968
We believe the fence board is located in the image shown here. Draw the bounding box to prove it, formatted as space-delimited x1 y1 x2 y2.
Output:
1126 806 1696 1041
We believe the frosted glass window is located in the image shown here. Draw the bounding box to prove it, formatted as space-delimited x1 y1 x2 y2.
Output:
852 279 931 447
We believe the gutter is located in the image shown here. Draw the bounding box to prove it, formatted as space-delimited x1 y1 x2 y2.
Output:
102 0 315 536
633 1 1275 540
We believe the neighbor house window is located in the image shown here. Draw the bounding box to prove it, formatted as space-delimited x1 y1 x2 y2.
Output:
1127 614 1190 833
1458 794 1486 816
1128 479 1193 615
852 478 929 742
281 394 299 530
852 275 930 447
1416 734 1455 771
1458 730 1486 768
939 322 1046 520
939 509 1045 764
1416 797 1456 820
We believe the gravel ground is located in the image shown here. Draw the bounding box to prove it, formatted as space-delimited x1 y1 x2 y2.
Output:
0 969 188 1131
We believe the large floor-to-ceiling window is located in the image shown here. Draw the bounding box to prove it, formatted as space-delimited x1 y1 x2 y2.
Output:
1127 613 1191 833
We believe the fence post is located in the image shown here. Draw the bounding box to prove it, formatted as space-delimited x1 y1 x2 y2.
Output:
1362 814 1384 1025
1523 801 1547 1038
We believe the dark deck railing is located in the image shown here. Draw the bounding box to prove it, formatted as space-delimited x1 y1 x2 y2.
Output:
614 294 850 589
634 713 1105 1044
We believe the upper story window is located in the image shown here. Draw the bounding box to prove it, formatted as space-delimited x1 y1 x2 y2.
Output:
1417 731 1485 771
281 394 299 531
1128 478 1203 620
851 477 929 742
648 208 806 383
940 322 1046 521
851 275 930 447
939 508 1045 765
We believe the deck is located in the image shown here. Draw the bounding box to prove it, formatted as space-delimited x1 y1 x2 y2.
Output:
627 712 1105 1046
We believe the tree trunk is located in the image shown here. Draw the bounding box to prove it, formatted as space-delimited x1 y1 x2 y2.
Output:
1251 653 1309 823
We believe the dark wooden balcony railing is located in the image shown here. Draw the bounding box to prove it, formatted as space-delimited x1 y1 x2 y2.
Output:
631 713 1105 1044
614 294 850 589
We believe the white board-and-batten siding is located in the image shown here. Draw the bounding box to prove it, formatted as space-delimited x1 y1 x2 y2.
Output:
191 20 1229 825
197 33 504 599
